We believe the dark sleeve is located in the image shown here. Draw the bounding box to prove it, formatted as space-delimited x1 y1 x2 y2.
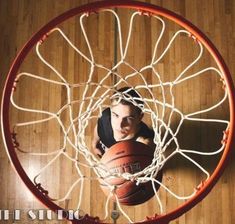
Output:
137 122 155 139
97 108 116 148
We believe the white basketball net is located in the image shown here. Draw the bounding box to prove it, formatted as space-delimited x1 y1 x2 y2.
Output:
10 9 230 223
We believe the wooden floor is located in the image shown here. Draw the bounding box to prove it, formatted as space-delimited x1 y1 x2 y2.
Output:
0 0 235 224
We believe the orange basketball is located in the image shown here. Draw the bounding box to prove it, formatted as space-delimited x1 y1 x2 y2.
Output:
99 140 163 206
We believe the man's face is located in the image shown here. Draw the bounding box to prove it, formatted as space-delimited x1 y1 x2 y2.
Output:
110 102 143 141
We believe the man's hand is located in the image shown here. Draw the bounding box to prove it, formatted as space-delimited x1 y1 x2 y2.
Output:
93 147 103 158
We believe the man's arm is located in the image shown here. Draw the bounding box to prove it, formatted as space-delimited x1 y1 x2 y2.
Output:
136 136 155 149
92 124 104 157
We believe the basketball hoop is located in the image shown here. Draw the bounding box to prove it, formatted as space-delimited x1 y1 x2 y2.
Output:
1 1 234 224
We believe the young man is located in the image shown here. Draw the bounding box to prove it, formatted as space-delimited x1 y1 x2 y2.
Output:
92 87 155 157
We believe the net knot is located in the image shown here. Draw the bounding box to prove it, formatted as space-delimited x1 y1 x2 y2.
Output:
12 79 19 92
221 128 229 145
195 180 206 191
39 33 50 45
35 183 49 197
220 77 226 89
188 33 198 43
138 10 153 17
11 131 20 149
84 10 98 17
146 213 161 221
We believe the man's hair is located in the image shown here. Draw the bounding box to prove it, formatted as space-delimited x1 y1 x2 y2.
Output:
111 87 143 114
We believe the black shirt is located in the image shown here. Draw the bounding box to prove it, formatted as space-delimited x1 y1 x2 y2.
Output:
97 108 154 149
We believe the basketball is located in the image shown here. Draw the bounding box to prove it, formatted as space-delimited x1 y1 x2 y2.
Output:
99 140 163 206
